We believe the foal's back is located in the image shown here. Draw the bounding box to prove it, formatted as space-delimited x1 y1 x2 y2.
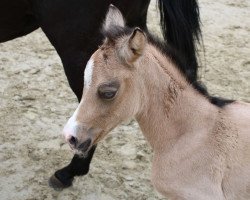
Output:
223 101 250 200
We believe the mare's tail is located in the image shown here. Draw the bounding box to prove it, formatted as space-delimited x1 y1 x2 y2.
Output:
157 0 201 83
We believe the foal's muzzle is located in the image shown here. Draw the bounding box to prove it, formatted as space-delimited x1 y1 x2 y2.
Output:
63 120 93 154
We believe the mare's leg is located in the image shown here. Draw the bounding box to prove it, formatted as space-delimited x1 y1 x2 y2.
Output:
46 53 99 189
51 1 152 186
48 51 99 189
33 0 111 189
49 51 99 190
34 0 150 189
49 146 96 189
45 0 152 190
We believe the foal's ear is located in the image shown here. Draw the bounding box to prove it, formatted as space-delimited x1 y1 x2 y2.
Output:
121 28 146 64
103 4 125 31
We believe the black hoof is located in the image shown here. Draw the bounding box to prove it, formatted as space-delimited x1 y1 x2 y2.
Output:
48 174 73 191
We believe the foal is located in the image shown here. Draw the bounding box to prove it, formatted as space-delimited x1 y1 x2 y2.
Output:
63 7 250 199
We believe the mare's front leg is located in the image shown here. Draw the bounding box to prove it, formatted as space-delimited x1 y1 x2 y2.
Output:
49 146 96 190
34 0 111 190
48 51 100 190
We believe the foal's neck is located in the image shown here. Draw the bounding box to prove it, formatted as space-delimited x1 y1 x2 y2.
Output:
135 45 218 152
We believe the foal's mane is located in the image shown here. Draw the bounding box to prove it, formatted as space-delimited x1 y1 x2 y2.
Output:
102 26 234 108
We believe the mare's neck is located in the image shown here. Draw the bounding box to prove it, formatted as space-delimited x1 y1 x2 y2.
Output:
135 45 218 152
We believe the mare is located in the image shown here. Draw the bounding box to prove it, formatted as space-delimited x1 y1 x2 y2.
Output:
63 6 250 199
0 0 201 189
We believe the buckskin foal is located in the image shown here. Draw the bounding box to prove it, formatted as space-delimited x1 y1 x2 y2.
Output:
63 6 250 200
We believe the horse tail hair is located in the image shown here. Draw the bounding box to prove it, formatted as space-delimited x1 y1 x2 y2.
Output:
157 0 202 83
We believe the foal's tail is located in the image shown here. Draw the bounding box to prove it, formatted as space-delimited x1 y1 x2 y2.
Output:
157 0 201 83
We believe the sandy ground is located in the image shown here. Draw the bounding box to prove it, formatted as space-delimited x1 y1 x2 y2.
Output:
0 0 249 199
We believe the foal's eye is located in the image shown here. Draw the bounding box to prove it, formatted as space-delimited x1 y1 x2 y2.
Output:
98 81 120 101
98 90 117 100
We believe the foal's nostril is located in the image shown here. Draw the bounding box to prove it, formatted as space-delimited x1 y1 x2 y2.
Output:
68 136 78 147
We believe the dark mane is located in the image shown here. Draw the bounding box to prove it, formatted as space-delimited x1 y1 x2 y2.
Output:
102 26 234 108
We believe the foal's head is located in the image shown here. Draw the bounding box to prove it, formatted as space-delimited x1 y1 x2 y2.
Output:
63 5 147 155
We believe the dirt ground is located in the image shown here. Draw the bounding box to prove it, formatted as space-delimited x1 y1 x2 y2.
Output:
0 0 249 199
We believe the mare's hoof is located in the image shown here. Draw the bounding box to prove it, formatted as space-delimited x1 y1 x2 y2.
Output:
48 174 73 191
